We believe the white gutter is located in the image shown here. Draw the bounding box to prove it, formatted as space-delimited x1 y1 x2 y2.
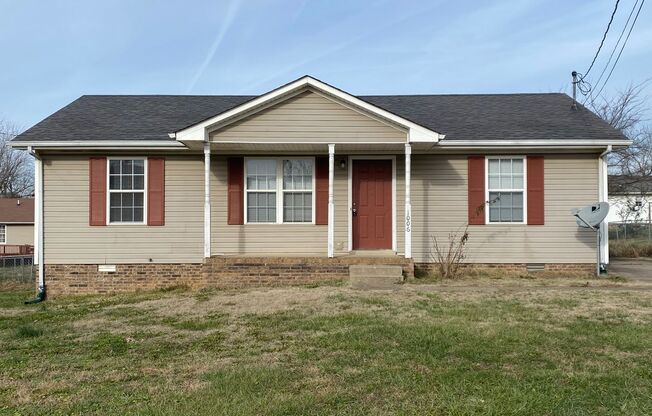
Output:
10 140 186 149
436 139 632 147
599 145 612 269
27 146 45 297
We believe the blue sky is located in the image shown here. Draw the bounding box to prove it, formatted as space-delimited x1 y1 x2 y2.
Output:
1 0 650 128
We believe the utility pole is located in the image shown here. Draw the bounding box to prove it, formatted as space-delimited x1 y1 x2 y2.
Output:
571 71 578 110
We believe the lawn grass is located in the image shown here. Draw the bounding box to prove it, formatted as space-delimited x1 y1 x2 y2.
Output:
1 280 651 415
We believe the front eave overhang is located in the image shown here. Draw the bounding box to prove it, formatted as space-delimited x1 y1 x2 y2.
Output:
434 139 632 150
171 75 444 145
10 140 187 151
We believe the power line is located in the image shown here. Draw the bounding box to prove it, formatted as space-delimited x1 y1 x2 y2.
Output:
590 0 646 100
583 0 621 79
588 0 641 100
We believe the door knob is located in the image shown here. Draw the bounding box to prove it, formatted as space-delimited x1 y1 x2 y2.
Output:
352 208 357 216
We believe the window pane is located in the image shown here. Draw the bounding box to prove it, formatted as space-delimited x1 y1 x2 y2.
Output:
488 159 499 176
283 160 313 190
134 175 145 190
122 176 132 190
122 160 133 174
110 207 121 222
500 172 512 189
109 175 121 190
109 160 120 174
122 207 134 222
512 159 523 175
134 193 144 207
110 193 122 207
246 159 276 190
134 208 144 222
489 206 500 222
513 175 524 189
247 192 276 223
488 191 524 223
283 192 312 222
488 174 500 189
133 160 145 174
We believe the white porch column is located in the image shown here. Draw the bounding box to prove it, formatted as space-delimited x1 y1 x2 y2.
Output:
404 143 412 259
204 141 211 258
328 144 335 258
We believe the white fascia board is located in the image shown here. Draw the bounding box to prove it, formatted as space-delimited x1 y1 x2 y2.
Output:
436 139 631 147
173 76 442 143
10 140 186 150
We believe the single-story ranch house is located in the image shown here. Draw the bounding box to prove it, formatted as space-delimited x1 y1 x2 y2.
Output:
11 76 630 297
0 198 34 250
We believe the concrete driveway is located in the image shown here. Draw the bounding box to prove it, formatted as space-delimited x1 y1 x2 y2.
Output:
609 258 652 283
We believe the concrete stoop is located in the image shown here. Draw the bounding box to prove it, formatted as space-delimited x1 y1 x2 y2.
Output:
349 265 404 290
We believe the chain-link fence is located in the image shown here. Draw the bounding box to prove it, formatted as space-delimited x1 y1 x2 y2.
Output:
0 256 35 285
609 222 652 241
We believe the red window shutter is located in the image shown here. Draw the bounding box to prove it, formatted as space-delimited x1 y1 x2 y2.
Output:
227 157 244 225
315 157 329 225
468 156 486 225
147 158 165 226
89 157 107 226
527 156 545 225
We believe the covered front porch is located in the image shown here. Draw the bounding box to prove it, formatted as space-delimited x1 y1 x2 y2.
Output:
169 76 443 261
200 142 431 259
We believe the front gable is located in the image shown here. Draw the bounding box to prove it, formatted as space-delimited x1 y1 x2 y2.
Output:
173 76 443 145
210 89 407 144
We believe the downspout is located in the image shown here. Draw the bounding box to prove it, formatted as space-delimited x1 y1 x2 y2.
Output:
25 146 45 303
598 145 612 273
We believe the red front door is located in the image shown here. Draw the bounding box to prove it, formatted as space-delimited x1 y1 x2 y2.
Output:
352 159 392 250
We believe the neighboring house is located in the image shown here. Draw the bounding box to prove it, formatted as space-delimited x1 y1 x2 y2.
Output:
608 175 652 224
0 197 34 248
11 76 630 296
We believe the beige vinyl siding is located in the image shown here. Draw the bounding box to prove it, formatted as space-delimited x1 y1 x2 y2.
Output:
411 154 599 263
43 155 204 264
4 224 34 245
211 90 407 144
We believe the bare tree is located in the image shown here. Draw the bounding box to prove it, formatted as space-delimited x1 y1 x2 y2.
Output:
0 119 33 197
587 82 652 180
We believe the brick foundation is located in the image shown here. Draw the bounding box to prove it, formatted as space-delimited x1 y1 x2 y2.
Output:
44 259 595 297
45 263 204 297
44 256 414 297
414 262 595 276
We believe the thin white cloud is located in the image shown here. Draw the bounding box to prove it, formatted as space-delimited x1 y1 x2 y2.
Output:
186 0 241 93
240 0 445 93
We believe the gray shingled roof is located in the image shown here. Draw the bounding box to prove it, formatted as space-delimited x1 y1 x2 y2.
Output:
13 92 627 143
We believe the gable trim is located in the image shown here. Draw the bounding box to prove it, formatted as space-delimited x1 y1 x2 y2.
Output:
172 76 444 144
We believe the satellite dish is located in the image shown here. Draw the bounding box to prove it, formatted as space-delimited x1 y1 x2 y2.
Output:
571 202 609 229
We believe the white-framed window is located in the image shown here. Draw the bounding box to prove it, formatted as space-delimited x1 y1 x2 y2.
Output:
108 158 147 224
245 158 315 224
486 156 526 224
0 224 5 244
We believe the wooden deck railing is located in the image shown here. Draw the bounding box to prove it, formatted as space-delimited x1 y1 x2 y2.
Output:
0 245 34 256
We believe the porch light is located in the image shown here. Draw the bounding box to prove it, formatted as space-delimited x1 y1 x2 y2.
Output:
339 159 346 169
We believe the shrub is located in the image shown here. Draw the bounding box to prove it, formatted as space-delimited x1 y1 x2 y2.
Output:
610 239 652 258
429 225 469 279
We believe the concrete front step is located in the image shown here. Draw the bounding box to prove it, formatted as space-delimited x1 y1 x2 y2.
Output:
349 265 404 290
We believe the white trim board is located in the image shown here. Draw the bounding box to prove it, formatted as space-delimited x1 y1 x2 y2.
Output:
173 76 443 144
347 156 397 253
